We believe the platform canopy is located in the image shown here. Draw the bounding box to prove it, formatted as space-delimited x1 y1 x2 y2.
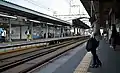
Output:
80 0 120 27
0 1 71 26
72 18 90 29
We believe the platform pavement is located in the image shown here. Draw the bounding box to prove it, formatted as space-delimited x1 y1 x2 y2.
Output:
0 38 49 52
88 39 120 73
0 36 84 47
35 41 87 73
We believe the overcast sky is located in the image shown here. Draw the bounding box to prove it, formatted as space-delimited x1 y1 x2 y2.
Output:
5 0 91 26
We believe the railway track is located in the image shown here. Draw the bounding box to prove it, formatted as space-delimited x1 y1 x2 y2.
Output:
0 39 75 61
0 38 88 73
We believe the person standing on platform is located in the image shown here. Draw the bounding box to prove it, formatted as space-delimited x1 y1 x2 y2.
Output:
91 31 102 67
87 16 102 68
1 28 6 43
110 24 117 50
40 31 44 38
0 28 3 42
25 28 31 41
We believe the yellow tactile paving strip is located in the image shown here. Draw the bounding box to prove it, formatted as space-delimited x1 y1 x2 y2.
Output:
74 52 92 73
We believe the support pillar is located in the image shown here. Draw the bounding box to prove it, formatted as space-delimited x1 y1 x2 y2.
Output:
77 28 79 34
79 28 81 35
76 28 78 34
60 26 62 37
108 12 116 40
78 28 80 35
91 1 93 17
9 19 12 42
79 28 80 33
59 27 61 37
30 22 33 40
62 26 64 37
20 25 22 39
53 25 55 38
74 27 75 35
46 24 48 39
70 26 72 36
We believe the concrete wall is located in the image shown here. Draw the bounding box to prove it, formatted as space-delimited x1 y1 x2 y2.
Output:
21 26 28 39
11 26 20 39
11 26 28 39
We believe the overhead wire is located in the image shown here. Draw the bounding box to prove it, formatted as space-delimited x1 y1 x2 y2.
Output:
24 0 55 13
25 0 85 22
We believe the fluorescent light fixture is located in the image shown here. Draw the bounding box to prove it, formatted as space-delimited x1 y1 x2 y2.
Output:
47 23 62 26
29 19 41 23
0 14 17 19
47 23 54 25
57 25 62 26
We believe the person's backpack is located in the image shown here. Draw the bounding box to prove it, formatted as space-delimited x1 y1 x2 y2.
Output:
86 37 99 52
86 38 93 52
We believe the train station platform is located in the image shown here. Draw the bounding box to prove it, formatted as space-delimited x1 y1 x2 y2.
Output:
34 39 120 73
0 36 88 54
87 39 120 73
33 40 87 73
74 39 120 73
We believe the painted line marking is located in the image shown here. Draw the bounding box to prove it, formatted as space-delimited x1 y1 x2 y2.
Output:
74 52 92 73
